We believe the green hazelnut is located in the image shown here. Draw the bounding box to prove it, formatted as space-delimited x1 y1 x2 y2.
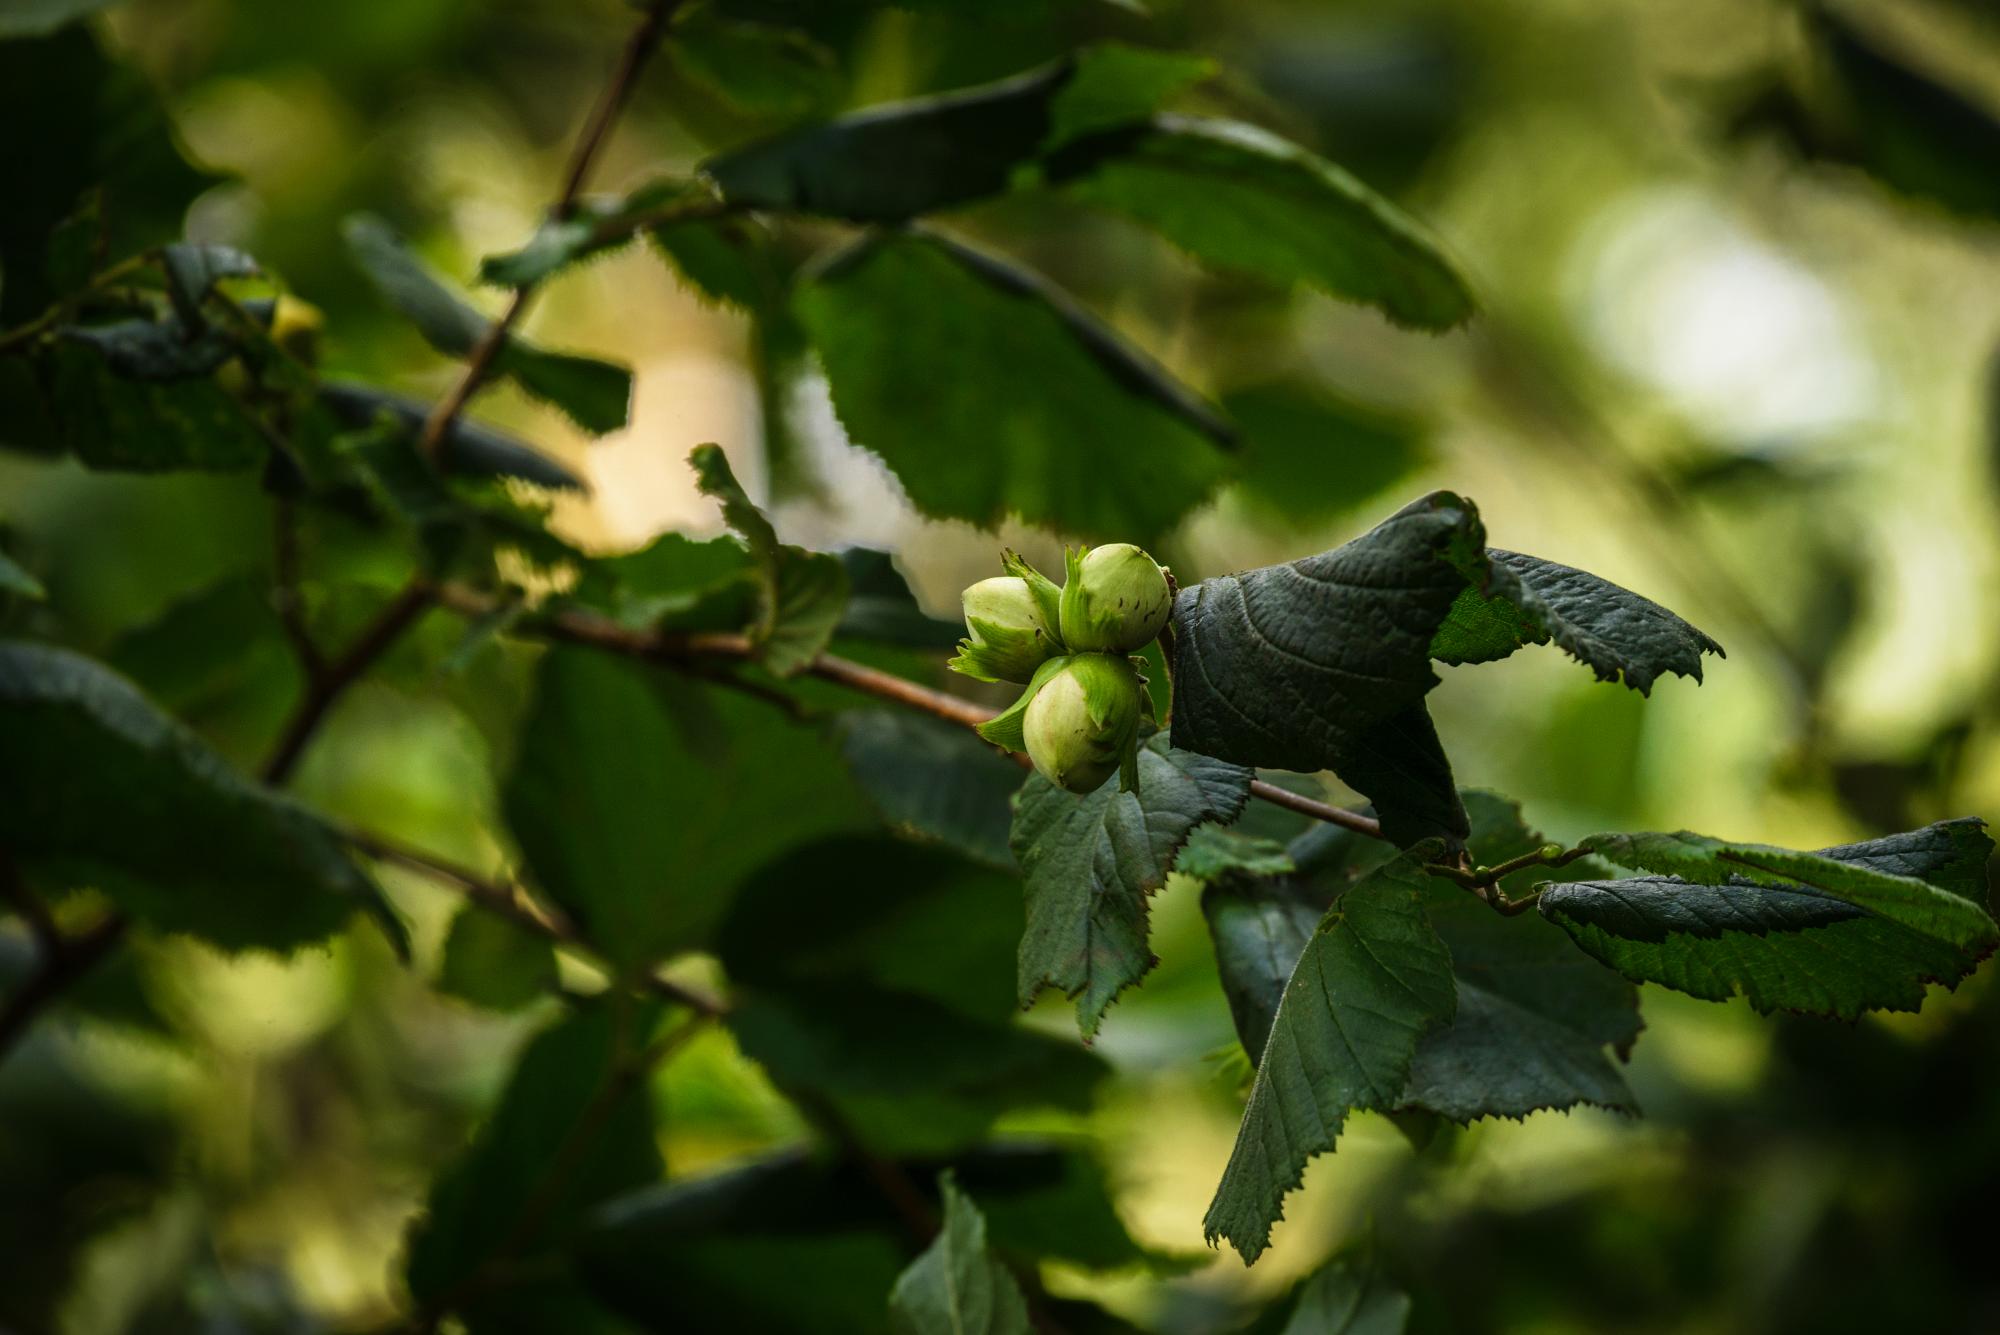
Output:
1023 653 1144 794
949 575 1059 683
1059 543 1173 654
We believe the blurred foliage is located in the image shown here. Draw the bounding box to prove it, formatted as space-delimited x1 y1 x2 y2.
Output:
7 0 2000 1331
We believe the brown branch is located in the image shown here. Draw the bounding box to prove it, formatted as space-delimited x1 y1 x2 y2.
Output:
0 902 129 1063
261 577 436 786
416 0 686 465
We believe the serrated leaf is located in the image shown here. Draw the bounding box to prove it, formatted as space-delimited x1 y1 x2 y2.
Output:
703 44 1207 222
1013 733 1253 1036
1431 550 1723 693
689 443 848 674
795 230 1231 538
38 336 263 470
342 214 631 434
1052 116 1472 328
316 380 584 490
834 711 1019 871
728 983 1106 1156
1540 819 1999 1018
1204 848 1455 1263
1272 1249 1411 1335
1175 824 1296 883
58 315 237 380
0 640 403 953
505 647 869 971
437 905 558 1012
580 1142 1148 1333
405 1001 664 1312
890 1173 1031 1335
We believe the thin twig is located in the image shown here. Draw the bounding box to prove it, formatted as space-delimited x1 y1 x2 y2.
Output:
0 909 129 1062
415 0 686 465
260 577 436 786
271 496 324 677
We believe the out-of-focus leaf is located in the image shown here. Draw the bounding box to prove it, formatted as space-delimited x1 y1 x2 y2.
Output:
0 0 120 37
704 44 1208 222
405 1001 664 1314
38 337 263 470
58 315 237 380
1430 549 1723 694
1204 848 1455 1264
1223 383 1429 528
504 646 868 970
1271 1248 1411 1334
317 380 583 490
690 443 848 674
343 214 630 434
436 905 558 1012
0 551 46 601
0 640 404 953
1012 733 1253 1037
716 833 1021 1019
1540 819 2000 1018
668 3 841 122
833 712 1018 872
795 230 1231 538
0 25 215 322
727 983 1107 1156
580 1142 1147 1332
565 531 755 632
889 1173 1030 1335
1053 116 1473 329
159 242 258 324
835 549 962 649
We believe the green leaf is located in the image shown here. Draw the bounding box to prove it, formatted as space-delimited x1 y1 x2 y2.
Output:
405 1001 664 1311
1272 1248 1411 1335
565 530 755 631
0 550 46 601
37 337 264 470
0 640 403 953
836 549 963 649
0 24 216 323
795 230 1231 538
1051 116 1473 329
689 443 848 674
1012 733 1253 1036
317 381 584 490
1203 849 1455 1264
504 646 869 970
580 1142 1147 1333
668 4 841 123
159 242 258 324
1430 550 1723 693
728 983 1107 1155
703 44 1207 222
1539 819 1999 1018
1223 383 1429 529
1174 824 1296 883
436 905 558 1012
834 712 1019 872
58 315 237 380
478 179 697 288
890 1173 1031 1335
0 0 120 38
342 214 631 434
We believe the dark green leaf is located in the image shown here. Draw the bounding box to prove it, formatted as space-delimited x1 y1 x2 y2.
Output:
668 4 841 122
1013 733 1253 1036
1431 549 1723 693
889 1173 1030 1335
834 712 1019 872
1174 824 1296 883
728 983 1106 1155
565 530 755 631
504 646 869 970
159 242 258 324
342 214 630 434
59 315 237 380
836 549 962 649
1052 116 1473 329
1204 849 1455 1264
651 210 783 309
1273 1248 1411 1335
0 0 120 37
405 1001 664 1310
689 443 848 674
795 230 1231 538
316 381 584 490
1223 383 1429 529
38 337 263 470
478 179 696 288
436 905 558 1012
0 640 403 953
1044 45 1215 149
0 550 46 601
0 25 216 323
1540 819 2000 1018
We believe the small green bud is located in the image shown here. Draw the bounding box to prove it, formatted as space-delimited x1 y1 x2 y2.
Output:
1059 543 1172 654
949 576 1058 683
1023 653 1145 794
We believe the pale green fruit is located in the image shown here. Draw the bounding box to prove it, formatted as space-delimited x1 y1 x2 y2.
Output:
949 576 1058 683
1059 543 1172 653
1023 653 1144 794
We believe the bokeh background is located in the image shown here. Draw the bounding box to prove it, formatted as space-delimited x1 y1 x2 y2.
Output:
6 0 2000 1330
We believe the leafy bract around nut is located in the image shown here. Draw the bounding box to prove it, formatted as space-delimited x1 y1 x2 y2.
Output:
1059 543 1172 653
1023 653 1146 794
951 576 1060 684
